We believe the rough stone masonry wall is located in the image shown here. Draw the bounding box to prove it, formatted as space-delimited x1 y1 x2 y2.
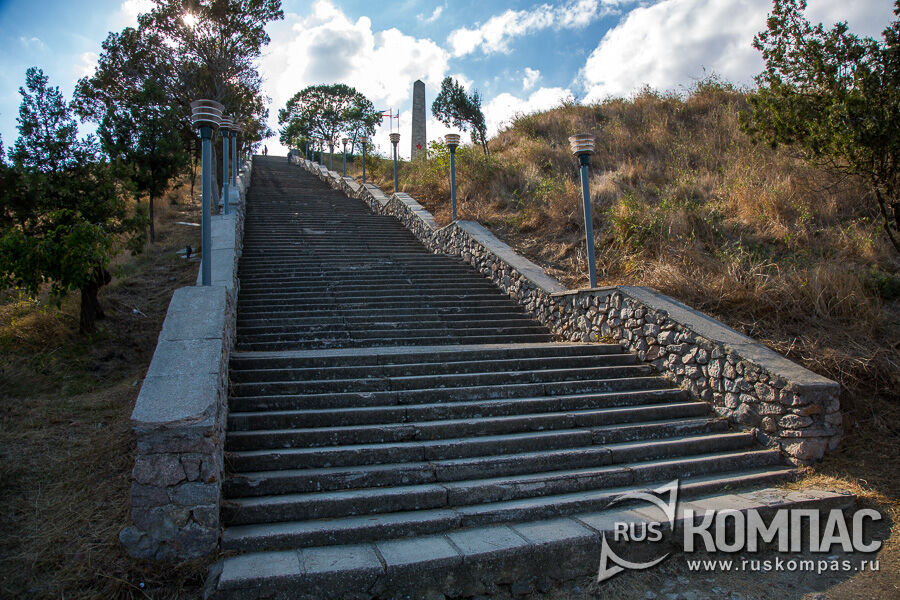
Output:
294 157 841 465
120 160 251 561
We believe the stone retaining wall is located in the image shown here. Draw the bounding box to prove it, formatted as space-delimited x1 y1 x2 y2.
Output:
294 156 841 465
120 160 251 561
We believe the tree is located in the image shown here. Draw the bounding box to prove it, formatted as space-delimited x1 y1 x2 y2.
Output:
75 27 189 242
0 68 146 333
432 77 489 155
743 0 900 253
278 84 379 156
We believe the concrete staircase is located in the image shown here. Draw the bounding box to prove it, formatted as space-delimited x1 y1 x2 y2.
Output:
208 157 814 598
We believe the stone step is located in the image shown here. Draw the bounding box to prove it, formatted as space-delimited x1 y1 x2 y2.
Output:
235 324 551 345
229 373 668 410
226 428 753 473
228 388 687 429
223 445 774 526
224 417 727 497
235 313 535 329
230 353 638 383
236 292 518 308
218 464 794 553
230 364 650 397
225 401 712 450
230 343 624 370
235 333 557 352
235 305 530 322
236 318 542 337
236 297 523 311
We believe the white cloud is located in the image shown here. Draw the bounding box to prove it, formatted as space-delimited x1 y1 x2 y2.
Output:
522 67 540 91
76 52 99 78
418 6 443 24
19 36 46 50
116 0 154 28
448 0 610 57
261 1 451 157
582 0 897 102
484 86 574 135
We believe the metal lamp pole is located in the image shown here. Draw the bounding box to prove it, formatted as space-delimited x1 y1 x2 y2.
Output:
220 115 232 215
389 132 400 192
341 137 349 176
190 99 224 286
569 133 598 288
445 134 460 220
360 136 368 183
231 125 239 187
328 137 334 171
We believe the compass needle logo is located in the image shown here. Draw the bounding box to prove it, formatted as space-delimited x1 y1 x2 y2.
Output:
596 479 679 582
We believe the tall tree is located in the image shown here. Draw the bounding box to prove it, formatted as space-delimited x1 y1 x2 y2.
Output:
75 27 189 242
1 68 146 333
743 0 900 253
278 84 379 156
432 76 489 155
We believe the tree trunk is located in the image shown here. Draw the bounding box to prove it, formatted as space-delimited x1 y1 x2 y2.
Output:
149 192 156 243
79 266 112 334
873 186 900 254
190 139 199 204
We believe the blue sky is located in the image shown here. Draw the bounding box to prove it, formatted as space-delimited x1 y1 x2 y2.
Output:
0 0 895 158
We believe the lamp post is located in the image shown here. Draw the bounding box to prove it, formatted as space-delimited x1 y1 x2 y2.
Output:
190 99 224 286
389 132 400 193
328 137 335 171
341 137 349 176
230 123 240 187
220 115 232 215
360 136 368 183
445 134 460 221
569 133 598 288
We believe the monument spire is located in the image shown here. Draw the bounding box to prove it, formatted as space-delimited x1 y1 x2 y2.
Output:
411 79 426 159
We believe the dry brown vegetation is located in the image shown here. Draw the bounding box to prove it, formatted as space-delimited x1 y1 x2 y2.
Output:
0 181 209 598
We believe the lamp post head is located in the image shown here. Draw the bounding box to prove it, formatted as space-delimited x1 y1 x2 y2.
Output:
389 132 400 145
444 133 461 151
342 137 349 148
568 133 595 157
219 114 233 134
190 99 224 129
360 136 368 146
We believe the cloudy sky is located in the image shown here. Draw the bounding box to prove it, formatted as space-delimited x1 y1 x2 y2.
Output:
0 0 894 158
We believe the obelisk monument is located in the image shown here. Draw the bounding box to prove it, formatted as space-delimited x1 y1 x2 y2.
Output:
411 79 426 159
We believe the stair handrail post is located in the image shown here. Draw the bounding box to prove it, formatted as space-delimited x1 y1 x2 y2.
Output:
220 115 232 215
445 134 460 221
191 99 224 286
360 136 368 183
389 132 400 193
570 133 598 288
341 137 349 176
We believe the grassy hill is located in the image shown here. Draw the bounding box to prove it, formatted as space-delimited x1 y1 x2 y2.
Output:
359 84 900 492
